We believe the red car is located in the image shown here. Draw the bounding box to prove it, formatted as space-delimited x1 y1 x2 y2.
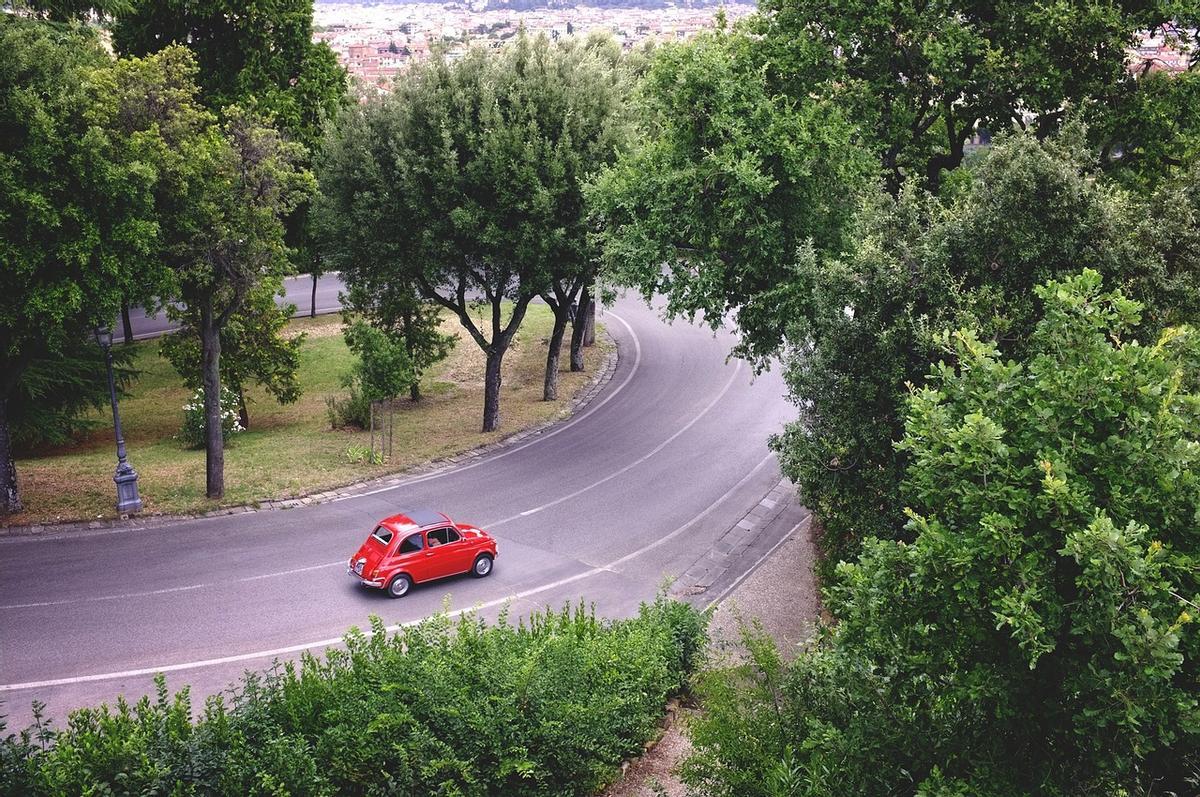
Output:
347 508 498 598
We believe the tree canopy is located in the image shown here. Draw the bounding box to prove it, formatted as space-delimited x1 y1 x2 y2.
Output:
752 0 1198 191
320 32 630 431
111 0 345 153
589 25 873 365
772 129 1200 568
686 271 1200 795
0 18 173 512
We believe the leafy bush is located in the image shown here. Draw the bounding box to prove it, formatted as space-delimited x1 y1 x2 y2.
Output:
0 598 706 796
324 385 371 430
344 443 381 464
327 322 417 430
773 131 1200 575
179 386 243 448
343 322 416 403
685 272 1200 796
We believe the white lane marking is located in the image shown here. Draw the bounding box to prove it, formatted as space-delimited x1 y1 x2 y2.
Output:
235 561 345 583
0 330 736 609
329 310 643 501
486 359 744 530
0 454 779 692
603 454 773 570
0 583 209 610
0 563 346 610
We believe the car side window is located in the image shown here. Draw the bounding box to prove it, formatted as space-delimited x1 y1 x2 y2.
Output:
427 527 457 547
397 533 423 555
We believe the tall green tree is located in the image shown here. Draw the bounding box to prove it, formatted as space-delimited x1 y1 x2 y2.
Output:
112 0 345 153
159 280 304 430
589 25 873 366
530 33 630 402
314 97 454 403
0 18 164 513
165 108 312 498
773 130 1200 568
753 0 1198 192
321 33 627 431
685 272 1200 795
113 0 347 406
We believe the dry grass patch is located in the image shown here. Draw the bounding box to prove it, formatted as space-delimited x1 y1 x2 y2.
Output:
6 306 612 527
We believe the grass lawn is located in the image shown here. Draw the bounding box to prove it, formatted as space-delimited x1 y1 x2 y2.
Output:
7 306 611 527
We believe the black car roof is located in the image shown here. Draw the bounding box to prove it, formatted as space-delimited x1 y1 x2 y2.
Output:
398 507 449 528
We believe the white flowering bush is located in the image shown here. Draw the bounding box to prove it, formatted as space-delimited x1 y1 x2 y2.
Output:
179 386 243 449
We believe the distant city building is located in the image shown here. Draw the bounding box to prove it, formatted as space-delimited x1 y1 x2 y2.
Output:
314 1 755 89
1130 25 1194 74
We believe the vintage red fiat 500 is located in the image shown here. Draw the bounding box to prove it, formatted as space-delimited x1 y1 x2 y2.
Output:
347 508 498 598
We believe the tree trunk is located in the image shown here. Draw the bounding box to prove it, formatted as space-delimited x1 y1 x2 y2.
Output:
402 307 420 401
569 286 591 371
482 347 505 432
310 272 318 318
200 300 225 499
237 387 250 431
121 299 135 345
583 291 596 347
544 305 570 401
0 397 22 514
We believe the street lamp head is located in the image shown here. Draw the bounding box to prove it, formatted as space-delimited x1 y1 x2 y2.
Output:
94 325 114 350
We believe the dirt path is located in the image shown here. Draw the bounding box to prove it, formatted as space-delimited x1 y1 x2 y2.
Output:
601 517 821 797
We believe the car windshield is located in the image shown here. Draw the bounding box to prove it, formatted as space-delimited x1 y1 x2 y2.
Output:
370 526 393 546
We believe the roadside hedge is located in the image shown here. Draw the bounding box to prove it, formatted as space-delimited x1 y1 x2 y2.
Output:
0 598 706 796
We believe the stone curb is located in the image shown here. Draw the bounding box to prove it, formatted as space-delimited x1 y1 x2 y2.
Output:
668 478 794 598
0 331 619 539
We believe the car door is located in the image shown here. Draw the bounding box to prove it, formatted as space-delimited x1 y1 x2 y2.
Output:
425 526 472 578
390 531 428 581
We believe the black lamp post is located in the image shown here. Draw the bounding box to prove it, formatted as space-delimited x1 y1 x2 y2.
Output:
95 325 143 515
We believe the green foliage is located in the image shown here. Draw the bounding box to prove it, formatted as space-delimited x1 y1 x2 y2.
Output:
343 443 381 465
1098 69 1200 190
159 280 305 424
752 0 1196 190
0 18 130 384
2 0 129 22
0 18 189 511
111 0 346 155
8 341 136 449
773 130 1200 571
179 386 242 449
342 322 416 403
686 272 1200 795
590 25 873 365
318 32 630 430
324 385 371 431
0 598 707 796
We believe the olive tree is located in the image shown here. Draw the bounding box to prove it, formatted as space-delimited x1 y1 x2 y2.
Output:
321 33 628 431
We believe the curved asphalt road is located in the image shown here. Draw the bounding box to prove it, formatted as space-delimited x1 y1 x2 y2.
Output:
0 284 797 729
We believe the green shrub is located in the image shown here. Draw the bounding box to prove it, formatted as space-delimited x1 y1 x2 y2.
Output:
685 272 1200 796
324 384 370 429
0 598 706 796
179 386 243 449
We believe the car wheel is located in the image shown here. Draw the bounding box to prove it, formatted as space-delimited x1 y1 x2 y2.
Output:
470 553 494 578
386 574 412 598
